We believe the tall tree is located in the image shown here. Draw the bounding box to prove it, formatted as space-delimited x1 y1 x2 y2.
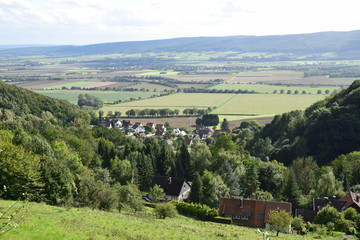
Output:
175 140 192 180
220 118 230 133
282 169 301 209
189 172 203 204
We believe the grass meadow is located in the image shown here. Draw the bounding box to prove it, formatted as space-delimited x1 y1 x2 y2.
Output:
35 90 159 104
0 200 343 240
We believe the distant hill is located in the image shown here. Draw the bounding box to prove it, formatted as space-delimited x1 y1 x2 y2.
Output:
1 30 360 59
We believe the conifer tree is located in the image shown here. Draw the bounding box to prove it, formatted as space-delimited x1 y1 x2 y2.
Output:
221 118 230 133
282 169 301 209
190 172 203 203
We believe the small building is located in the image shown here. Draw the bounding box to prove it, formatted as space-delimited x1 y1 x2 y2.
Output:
114 120 123 129
296 192 360 222
155 124 166 132
219 198 292 228
341 192 360 212
122 120 133 129
151 176 191 202
146 122 155 129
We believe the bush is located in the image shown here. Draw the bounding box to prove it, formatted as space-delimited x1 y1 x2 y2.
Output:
173 201 218 220
292 216 306 235
314 205 342 225
154 202 177 219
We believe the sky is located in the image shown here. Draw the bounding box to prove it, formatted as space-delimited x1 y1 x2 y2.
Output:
0 0 360 45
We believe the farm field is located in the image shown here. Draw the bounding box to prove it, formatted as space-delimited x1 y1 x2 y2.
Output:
101 93 326 120
35 90 159 104
212 94 324 116
14 80 132 90
210 83 340 94
260 76 357 86
0 200 342 240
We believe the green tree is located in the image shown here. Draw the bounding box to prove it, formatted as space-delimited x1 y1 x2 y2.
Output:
268 210 292 236
149 185 165 202
0 142 44 200
243 162 260 197
291 157 318 195
189 172 203 203
116 184 143 212
316 167 345 198
220 118 230 133
282 169 301 209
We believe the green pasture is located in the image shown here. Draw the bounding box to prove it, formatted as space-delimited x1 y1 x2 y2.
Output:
212 94 325 117
210 83 340 94
35 90 160 104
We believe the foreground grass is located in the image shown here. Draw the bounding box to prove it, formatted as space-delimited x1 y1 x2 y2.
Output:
0 200 344 240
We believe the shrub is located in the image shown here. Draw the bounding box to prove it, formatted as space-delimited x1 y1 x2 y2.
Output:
173 201 218 220
154 202 177 219
292 216 306 235
314 205 342 225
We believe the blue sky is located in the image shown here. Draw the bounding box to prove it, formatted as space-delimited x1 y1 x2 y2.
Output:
0 0 359 45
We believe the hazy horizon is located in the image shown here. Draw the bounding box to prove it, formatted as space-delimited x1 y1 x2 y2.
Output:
1 0 360 45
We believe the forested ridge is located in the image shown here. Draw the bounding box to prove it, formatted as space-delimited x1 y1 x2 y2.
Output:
1 80 360 216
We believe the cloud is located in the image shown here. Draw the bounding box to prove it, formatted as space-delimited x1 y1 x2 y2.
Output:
0 0 359 44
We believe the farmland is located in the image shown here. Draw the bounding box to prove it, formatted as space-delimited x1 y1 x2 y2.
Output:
34 90 160 104
210 83 340 94
1 51 359 129
101 93 326 120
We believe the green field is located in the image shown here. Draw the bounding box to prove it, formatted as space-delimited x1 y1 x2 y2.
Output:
40 81 101 89
0 200 342 240
35 90 160 104
101 93 326 119
210 84 340 94
212 94 324 117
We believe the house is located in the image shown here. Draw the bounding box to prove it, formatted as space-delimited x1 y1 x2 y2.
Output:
198 128 214 140
131 124 145 133
114 120 123 129
295 192 360 222
155 124 166 132
146 122 155 129
219 197 292 228
99 121 112 129
134 122 143 127
171 128 186 137
340 192 360 212
122 120 133 129
150 176 191 202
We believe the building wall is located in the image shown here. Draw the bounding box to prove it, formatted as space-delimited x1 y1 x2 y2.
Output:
219 198 291 228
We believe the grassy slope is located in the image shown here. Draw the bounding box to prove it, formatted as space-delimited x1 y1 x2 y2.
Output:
0 200 343 240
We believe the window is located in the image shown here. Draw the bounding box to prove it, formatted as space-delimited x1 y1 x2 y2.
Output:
224 214 232 219
241 216 249 220
233 215 241 219
258 214 264 221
